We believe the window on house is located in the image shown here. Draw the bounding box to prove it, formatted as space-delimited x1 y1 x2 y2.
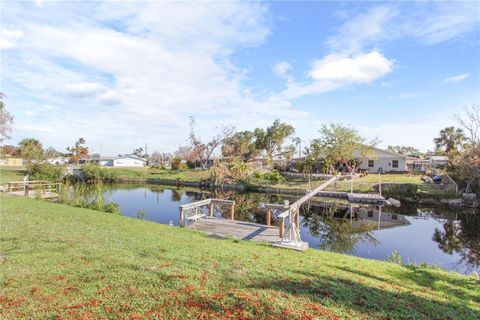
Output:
368 160 374 168
368 211 374 218
392 160 399 168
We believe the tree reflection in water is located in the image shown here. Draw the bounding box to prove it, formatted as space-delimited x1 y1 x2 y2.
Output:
302 206 378 253
432 210 480 269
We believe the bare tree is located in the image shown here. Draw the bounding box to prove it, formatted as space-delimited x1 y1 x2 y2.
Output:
456 105 480 144
188 116 234 170
0 93 14 142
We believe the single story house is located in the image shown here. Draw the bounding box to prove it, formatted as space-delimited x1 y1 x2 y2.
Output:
286 147 408 174
90 155 146 167
47 157 70 165
357 147 408 173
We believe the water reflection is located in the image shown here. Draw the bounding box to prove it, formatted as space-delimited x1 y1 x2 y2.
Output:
302 206 379 253
67 183 479 273
433 212 480 269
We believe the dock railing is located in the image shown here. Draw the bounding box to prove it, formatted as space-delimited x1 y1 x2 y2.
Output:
6 180 62 198
179 198 235 227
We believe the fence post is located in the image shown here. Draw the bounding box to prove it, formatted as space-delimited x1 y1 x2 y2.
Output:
24 184 29 197
230 202 235 220
208 202 214 217
266 208 271 226
179 207 185 227
279 218 285 238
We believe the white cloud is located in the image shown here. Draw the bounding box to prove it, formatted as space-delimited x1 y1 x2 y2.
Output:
444 73 469 83
0 28 24 49
65 82 105 98
282 51 393 99
273 61 291 77
98 90 121 106
1 1 297 153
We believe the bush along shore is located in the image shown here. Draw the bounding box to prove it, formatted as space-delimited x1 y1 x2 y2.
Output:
1 195 479 319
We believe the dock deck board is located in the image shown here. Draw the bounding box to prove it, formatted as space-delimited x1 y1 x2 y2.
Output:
186 218 280 243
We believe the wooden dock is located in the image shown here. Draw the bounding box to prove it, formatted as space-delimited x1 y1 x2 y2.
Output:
4 181 61 199
186 218 280 243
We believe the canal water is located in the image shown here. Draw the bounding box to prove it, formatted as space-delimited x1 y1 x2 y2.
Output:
75 183 479 274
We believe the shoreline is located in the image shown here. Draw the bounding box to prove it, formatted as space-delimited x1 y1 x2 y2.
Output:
115 178 477 209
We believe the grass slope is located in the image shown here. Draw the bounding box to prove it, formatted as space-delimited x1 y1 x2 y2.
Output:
1 195 478 319
110 167 210 182
0 167 26 184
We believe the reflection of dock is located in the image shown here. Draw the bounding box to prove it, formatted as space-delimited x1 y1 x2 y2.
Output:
317 191 387 205
187 218 280 243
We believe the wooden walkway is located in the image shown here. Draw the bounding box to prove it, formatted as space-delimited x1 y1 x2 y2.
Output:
187 218 280 243
7 191 59 199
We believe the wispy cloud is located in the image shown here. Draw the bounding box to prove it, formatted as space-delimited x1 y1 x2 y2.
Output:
444 73 469 83
327 2 479 53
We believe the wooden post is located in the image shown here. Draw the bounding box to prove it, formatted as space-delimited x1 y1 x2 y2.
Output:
24 184 29 197
295 208 300 228
180 207 185 227
208 202 214 217
279 218 285 238
266 208 271 226
230 202 235 220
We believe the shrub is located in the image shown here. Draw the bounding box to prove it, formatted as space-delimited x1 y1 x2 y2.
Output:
80 164 117 183
28 162 65 181
262 170 285 182
171 157 182 170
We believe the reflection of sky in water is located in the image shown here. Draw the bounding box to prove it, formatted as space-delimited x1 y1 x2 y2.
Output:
98 185 478 274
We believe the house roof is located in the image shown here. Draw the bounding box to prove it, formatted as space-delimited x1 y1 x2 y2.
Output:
430 155 448 161
91 155 147 162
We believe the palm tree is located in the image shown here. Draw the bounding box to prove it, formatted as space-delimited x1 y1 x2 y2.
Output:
434 127 465 154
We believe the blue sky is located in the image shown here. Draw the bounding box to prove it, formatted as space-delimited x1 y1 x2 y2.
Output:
1 1 479 155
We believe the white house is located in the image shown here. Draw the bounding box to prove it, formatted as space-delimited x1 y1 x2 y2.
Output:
46 157 69 165
92 155 146 167
357 147 408 173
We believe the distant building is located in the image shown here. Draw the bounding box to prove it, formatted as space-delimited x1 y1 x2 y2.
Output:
287 147 408 174
89 155 146 167
46 157 69 165
430 156 449 167
0 157 24 166
406 157 430 172
357 147 408 173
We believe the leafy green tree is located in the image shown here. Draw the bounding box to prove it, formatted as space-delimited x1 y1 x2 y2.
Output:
254 119 295 166
221 131 258 161
18 138 43 165
434 126 465 154
310 123 377 173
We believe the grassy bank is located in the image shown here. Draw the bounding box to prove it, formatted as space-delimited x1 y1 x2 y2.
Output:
325 174 424 193
1 196 478 319
109 167 210 182
0 166 26 184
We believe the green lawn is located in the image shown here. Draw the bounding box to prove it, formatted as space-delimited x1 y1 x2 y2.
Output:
110 167 210 182
0 166 26 184
1 196 478 319
326 174 424 193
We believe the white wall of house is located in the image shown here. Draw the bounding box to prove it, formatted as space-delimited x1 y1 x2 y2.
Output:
357 148 407 173
112 157 145 167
